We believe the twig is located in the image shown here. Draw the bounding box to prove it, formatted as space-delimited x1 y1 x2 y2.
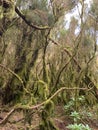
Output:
0 108 15 125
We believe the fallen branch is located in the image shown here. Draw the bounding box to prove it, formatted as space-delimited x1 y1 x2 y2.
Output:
0 108 15 125
0 86 93 125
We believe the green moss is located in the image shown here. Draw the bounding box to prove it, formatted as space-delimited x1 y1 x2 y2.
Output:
0 0 15 20
32 80 49 100
0 6 3 19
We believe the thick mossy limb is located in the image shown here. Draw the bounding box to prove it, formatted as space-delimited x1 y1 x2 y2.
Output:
44 99 54 116
40 119 58 130
34 80 49 100
61 91 67 104
40 111 58 130
43 60 50 84
43 45 50 85
40 100 58 130
23 109 33 125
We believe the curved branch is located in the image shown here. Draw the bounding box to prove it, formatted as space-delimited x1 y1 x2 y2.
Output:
48 38 98 100
15 7 50 30
0 64 30 94
0 86 92 125
0 64 24 86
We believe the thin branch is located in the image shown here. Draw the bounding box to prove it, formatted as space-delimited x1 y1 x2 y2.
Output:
49 38 81 93
49 37 81 70
0 64 24 86
48 38 98 100
0 108 15 125
0 64 30 94
15 7 50 30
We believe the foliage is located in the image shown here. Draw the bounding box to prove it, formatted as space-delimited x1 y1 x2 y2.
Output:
64 96 85 113
67 123 92 130
67 111 92 130
70 111 81 123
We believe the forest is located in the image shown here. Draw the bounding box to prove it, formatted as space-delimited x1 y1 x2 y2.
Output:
0 0 98 130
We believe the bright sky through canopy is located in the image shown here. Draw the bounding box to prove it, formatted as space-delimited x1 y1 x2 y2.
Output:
65 0 98 44
65 0 92 30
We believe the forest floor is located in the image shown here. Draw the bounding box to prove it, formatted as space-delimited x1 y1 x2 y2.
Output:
0 105 98 130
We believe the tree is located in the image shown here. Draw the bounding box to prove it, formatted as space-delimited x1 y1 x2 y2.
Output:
0 0 98 129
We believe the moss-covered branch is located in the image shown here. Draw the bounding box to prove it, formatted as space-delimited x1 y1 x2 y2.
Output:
0 86 92 125
15 6 50 30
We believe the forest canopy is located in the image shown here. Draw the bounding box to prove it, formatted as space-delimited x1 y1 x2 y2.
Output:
0 0 98 129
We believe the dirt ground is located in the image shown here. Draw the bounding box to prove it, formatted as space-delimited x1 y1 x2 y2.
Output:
0 105 98 130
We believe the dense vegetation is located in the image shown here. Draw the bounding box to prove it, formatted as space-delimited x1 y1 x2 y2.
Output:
0 0 98 129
